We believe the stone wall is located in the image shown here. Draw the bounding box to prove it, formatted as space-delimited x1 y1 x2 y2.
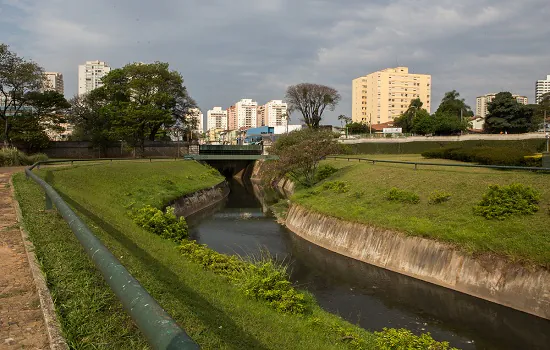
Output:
285 204 550 320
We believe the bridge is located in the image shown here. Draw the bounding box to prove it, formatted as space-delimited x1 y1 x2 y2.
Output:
184 145 278 177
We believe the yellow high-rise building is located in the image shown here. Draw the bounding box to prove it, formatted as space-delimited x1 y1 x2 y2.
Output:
352 67 431 125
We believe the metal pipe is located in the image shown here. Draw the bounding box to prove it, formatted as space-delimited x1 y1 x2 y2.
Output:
25 162 199 350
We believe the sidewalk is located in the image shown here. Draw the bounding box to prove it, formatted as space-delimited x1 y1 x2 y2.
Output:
0 168 49 349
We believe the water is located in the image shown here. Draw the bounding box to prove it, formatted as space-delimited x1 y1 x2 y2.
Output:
186 179 550 350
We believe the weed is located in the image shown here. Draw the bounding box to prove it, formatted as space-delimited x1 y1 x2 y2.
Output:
386 188 420 204
474 183 540 220
428 191 452 205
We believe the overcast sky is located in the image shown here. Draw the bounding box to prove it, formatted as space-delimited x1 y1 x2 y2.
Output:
1 0 549 125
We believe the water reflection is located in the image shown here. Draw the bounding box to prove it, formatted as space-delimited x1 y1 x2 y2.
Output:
186 179 550 350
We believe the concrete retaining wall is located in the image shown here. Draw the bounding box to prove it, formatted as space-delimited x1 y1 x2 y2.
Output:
171 181 229 218
285 204 550 320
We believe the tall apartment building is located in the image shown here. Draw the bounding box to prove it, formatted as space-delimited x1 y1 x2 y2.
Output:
42 72 64 95
234 99 258 128
227 105 237 130
207 107 227 130
78 60 111 96
352 67 431 125
536 75 550 104
263 100 288 127
475 93 528 119
187 108 204 133
257 105 266 126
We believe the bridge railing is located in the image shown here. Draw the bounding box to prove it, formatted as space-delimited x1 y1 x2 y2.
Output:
25 158 200 350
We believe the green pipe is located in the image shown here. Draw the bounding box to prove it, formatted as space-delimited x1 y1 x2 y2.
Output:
25 162 199 350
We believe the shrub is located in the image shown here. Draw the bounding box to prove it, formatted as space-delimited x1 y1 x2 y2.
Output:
322 181 349 193
0 147 48 167
315 164 339 182
428 191 452 204
474 183 541 220
386 188 420 204
421 146 540 167
375 328 457 350
130 205 188 242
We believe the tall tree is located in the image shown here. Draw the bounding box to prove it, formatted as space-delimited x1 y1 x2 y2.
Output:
394 98 424 133
285 83 340 128
411 109 435 135
435 90 473 118
337 114 351 127
0 44 45 146
484 92 539 134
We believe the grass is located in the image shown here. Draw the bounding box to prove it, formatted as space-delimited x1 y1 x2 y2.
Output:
293 154 550 269
13 160 379 349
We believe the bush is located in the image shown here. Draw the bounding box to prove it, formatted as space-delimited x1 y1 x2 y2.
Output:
375 328 457 350
178 240 311 314
0 147 48 167
428 191 452 204
421 146 541 167
322 181 349 193
474 183 541 220
130 205 188 242
315 164 339 182
386 188 420 204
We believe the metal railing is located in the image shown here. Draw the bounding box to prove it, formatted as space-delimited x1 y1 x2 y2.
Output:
325 156 550 172
25 158 200 350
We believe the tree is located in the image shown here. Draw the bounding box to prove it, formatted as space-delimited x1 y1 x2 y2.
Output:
435 90 473 118
285 83 341 128
535 92 550 128
346 122 369 134
88 62 197 155
433 111 470 135
394 98 424 133
337 114 351 128
263 129 340 187
484 92 539 134
411 109 435 135
0 44 45 146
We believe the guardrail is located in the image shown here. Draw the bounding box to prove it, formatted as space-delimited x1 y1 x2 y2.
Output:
25 158 200 350
325 156 550 172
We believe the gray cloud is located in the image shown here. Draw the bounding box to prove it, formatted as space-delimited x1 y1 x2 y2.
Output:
1 0 549 124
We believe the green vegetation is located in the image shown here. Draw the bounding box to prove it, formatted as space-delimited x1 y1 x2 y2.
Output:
130 205 188 242
422 146 542 167
474 184 541 220
292 155 550 268
316 164 340 182
0 147 47 166
375 328 456 350
484 92 541 134
386 188 420 204
428 191 452 205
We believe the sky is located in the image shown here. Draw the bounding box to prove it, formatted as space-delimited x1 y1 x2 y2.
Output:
1 0 549 126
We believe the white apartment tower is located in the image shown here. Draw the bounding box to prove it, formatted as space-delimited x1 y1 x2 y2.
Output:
187 108 204 133
43 72 64 95
235 99 258 128
207 107 228 130
78 60 111 96
263 100 288 127
476 93 528 119
536 75 550 104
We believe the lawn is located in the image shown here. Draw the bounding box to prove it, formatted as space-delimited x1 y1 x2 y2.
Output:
293 155 550 268
13 160 379 350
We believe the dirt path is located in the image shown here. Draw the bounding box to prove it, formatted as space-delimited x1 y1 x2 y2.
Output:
0 168 49 349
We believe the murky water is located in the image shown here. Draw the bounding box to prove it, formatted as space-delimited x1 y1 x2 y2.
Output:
186 179 550 350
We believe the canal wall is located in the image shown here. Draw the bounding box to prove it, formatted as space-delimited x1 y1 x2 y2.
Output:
171 181 229 218
285 204 550 320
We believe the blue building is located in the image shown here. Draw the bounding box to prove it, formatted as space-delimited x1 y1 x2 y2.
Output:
244 126 274 144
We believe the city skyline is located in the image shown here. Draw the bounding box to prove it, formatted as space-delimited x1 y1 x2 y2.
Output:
3 0 549 125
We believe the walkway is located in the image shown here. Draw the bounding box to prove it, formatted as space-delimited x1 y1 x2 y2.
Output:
0 168 49 349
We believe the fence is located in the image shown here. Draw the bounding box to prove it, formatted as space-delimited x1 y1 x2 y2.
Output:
25 159 200 350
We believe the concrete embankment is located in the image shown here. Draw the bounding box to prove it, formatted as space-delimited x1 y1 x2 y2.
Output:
171 181 229 218
285 204 550 320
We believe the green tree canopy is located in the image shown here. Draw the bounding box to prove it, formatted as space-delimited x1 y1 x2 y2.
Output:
411 109 435 135
432 111 470 135
285 83 341 128
484 92 539 134
394 98 424 133
435 90 473 118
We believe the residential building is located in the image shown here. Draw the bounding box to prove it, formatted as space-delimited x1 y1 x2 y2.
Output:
470 117 485 131
536 75 550 104
235 98 258 128
352 66 431 125
207 107 227 130
257 105 266 126
263 100 288 127
227 105 237 130
43 72 64 95
475 93 528 119
78 60 111 96
187 108 204 133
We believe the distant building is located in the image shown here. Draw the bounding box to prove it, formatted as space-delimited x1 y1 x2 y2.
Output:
235 99 258 128
43 72 64 95
352 66 431 125
257 105 266 126
78 60 111 96
262 100 288 127
475 93 528 119
470 117 485 131
227 105 237 130
207 107 227 130
536 75 550 104
187 108 203 133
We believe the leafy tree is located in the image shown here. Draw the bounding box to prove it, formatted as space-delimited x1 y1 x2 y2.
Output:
337 114 351 127
435 90 473 118
346 122 369 134
433 111 470 135
0 44 45 146
394 98 424 133
263 129 340 187
484 92 539 133
285 83 341 128
411 109 435 135
535 92 550 128
94 62 196 154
